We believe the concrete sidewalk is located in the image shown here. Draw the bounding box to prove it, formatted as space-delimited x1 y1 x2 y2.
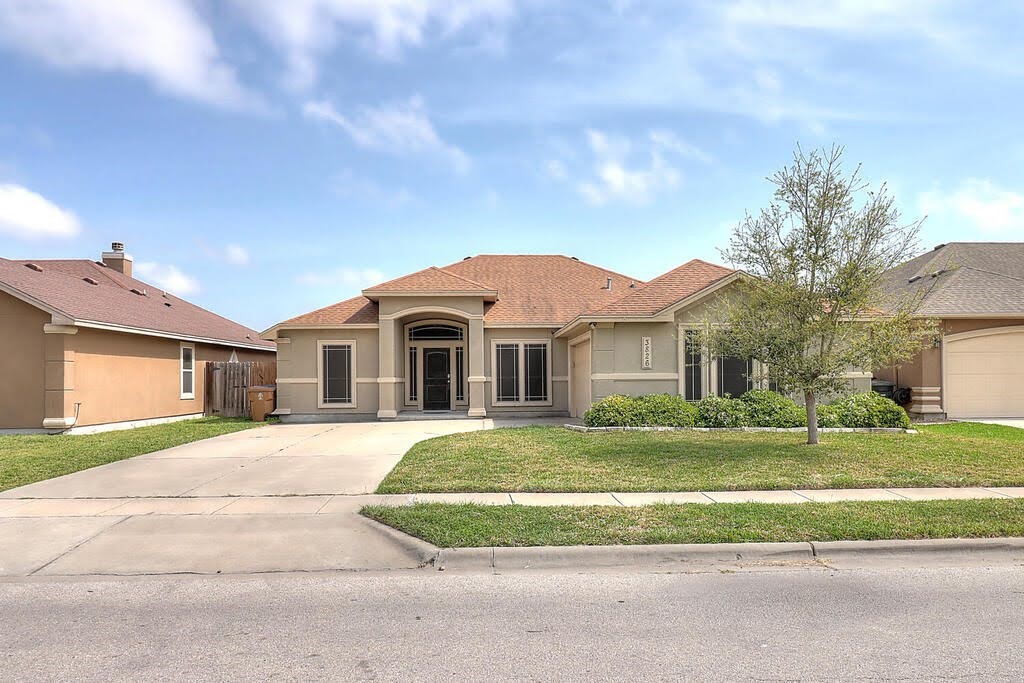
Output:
3 486 1023 519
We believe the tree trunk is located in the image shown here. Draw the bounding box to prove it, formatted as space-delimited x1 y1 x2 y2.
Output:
805 390 819 445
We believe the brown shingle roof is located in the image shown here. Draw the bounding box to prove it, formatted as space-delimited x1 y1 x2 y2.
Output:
273 294 379 326
273 255 644 328
363 266 496 295
587 259 736 317
442 255 641 324
0 258 273 349
881 242 1024 316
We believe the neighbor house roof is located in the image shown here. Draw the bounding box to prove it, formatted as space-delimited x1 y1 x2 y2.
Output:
0 258 274 350
881 242 1024 316
585 259 736 317
270 254 644 330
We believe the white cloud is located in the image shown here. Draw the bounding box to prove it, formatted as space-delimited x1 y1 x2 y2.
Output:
573 129 681 205
297 267 386 289
0 0 257 109
232 0 516 89
919 179 1024 235
134 262 200 296
649 130 714 164
224 244 250 265
0 184 81 240
304 97 470 173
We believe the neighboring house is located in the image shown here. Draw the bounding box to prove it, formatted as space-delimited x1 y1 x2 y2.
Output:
263 255 870 421
874 242 1024 420
0 243 274 433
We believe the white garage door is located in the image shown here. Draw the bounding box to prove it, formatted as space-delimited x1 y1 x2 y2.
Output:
571 339 592 419
945 328 1024 418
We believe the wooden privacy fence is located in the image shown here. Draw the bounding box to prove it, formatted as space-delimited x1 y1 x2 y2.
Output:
204 361 277 418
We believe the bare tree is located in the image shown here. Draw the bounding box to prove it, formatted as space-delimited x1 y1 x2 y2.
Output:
710 144 936 444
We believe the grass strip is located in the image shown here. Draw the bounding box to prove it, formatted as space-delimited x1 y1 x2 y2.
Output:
362 499 1024 547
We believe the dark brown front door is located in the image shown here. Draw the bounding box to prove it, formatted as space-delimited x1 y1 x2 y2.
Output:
422 348 451 410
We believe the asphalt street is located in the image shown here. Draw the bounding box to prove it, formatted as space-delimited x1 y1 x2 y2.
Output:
3 565 1023 681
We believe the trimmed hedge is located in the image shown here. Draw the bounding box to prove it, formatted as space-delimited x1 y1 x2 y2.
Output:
583 394 698 428
583 391 910 429
738 389 807 428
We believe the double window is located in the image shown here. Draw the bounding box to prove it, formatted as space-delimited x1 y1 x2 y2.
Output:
319 341 355 407
180 343 195 399
493 341 550 405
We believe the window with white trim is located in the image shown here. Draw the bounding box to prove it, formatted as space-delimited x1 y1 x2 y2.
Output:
319 341 355 406
683 330 703 400
493 341 551 405
180 343 195 399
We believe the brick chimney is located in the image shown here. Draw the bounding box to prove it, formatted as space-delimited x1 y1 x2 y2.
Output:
101 241 133 278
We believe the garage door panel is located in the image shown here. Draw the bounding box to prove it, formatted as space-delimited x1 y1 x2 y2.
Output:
945 329 1024 418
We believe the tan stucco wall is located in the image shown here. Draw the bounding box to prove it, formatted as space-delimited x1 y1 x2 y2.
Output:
588 322 679 401
69 329 271 426
377 296 484 318
275 328 380 417
0 292 47 429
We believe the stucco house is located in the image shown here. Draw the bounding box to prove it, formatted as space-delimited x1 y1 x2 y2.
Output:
263 254 871 421
874 242 1024 420
0 243 274 433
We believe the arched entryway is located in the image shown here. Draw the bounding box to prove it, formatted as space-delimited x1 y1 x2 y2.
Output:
403 319 468 412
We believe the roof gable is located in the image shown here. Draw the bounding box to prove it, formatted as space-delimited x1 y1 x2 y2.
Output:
588 259 736 317
362 266 496 297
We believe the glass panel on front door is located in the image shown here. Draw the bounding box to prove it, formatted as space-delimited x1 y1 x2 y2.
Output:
422 348 451 410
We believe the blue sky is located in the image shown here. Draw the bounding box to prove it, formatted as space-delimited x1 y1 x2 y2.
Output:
2 1 1023 332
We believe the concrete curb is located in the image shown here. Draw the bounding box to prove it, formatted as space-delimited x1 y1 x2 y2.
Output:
437 541 813 571
811 537 1024 562
433 537 1024 571
359 515 440 567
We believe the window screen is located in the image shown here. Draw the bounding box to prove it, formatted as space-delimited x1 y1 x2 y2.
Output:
495 343 519 402
717 355 752 398
322 344 353 404
524 344 548 401
684 330 702 400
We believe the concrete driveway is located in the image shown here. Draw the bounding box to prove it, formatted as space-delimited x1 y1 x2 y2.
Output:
0 418 552 577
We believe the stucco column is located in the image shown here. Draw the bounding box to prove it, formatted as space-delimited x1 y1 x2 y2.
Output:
467 317 486 417
377 318 398 419
910 345 944 418
42 324 78 429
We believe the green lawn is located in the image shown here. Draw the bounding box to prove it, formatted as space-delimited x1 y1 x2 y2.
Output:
0 417 263 492
376 422 1024 493
363 499 1024 547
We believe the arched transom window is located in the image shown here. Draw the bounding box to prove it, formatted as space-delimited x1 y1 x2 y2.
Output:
408 323 464 341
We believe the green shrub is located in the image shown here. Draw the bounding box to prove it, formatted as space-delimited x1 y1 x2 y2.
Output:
584 391 909 430
738 390 806 427
635 394 699 427
583 394 698 427
583 395 642 427
816 404 843 428
696 395 748 428
823 391 911 428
